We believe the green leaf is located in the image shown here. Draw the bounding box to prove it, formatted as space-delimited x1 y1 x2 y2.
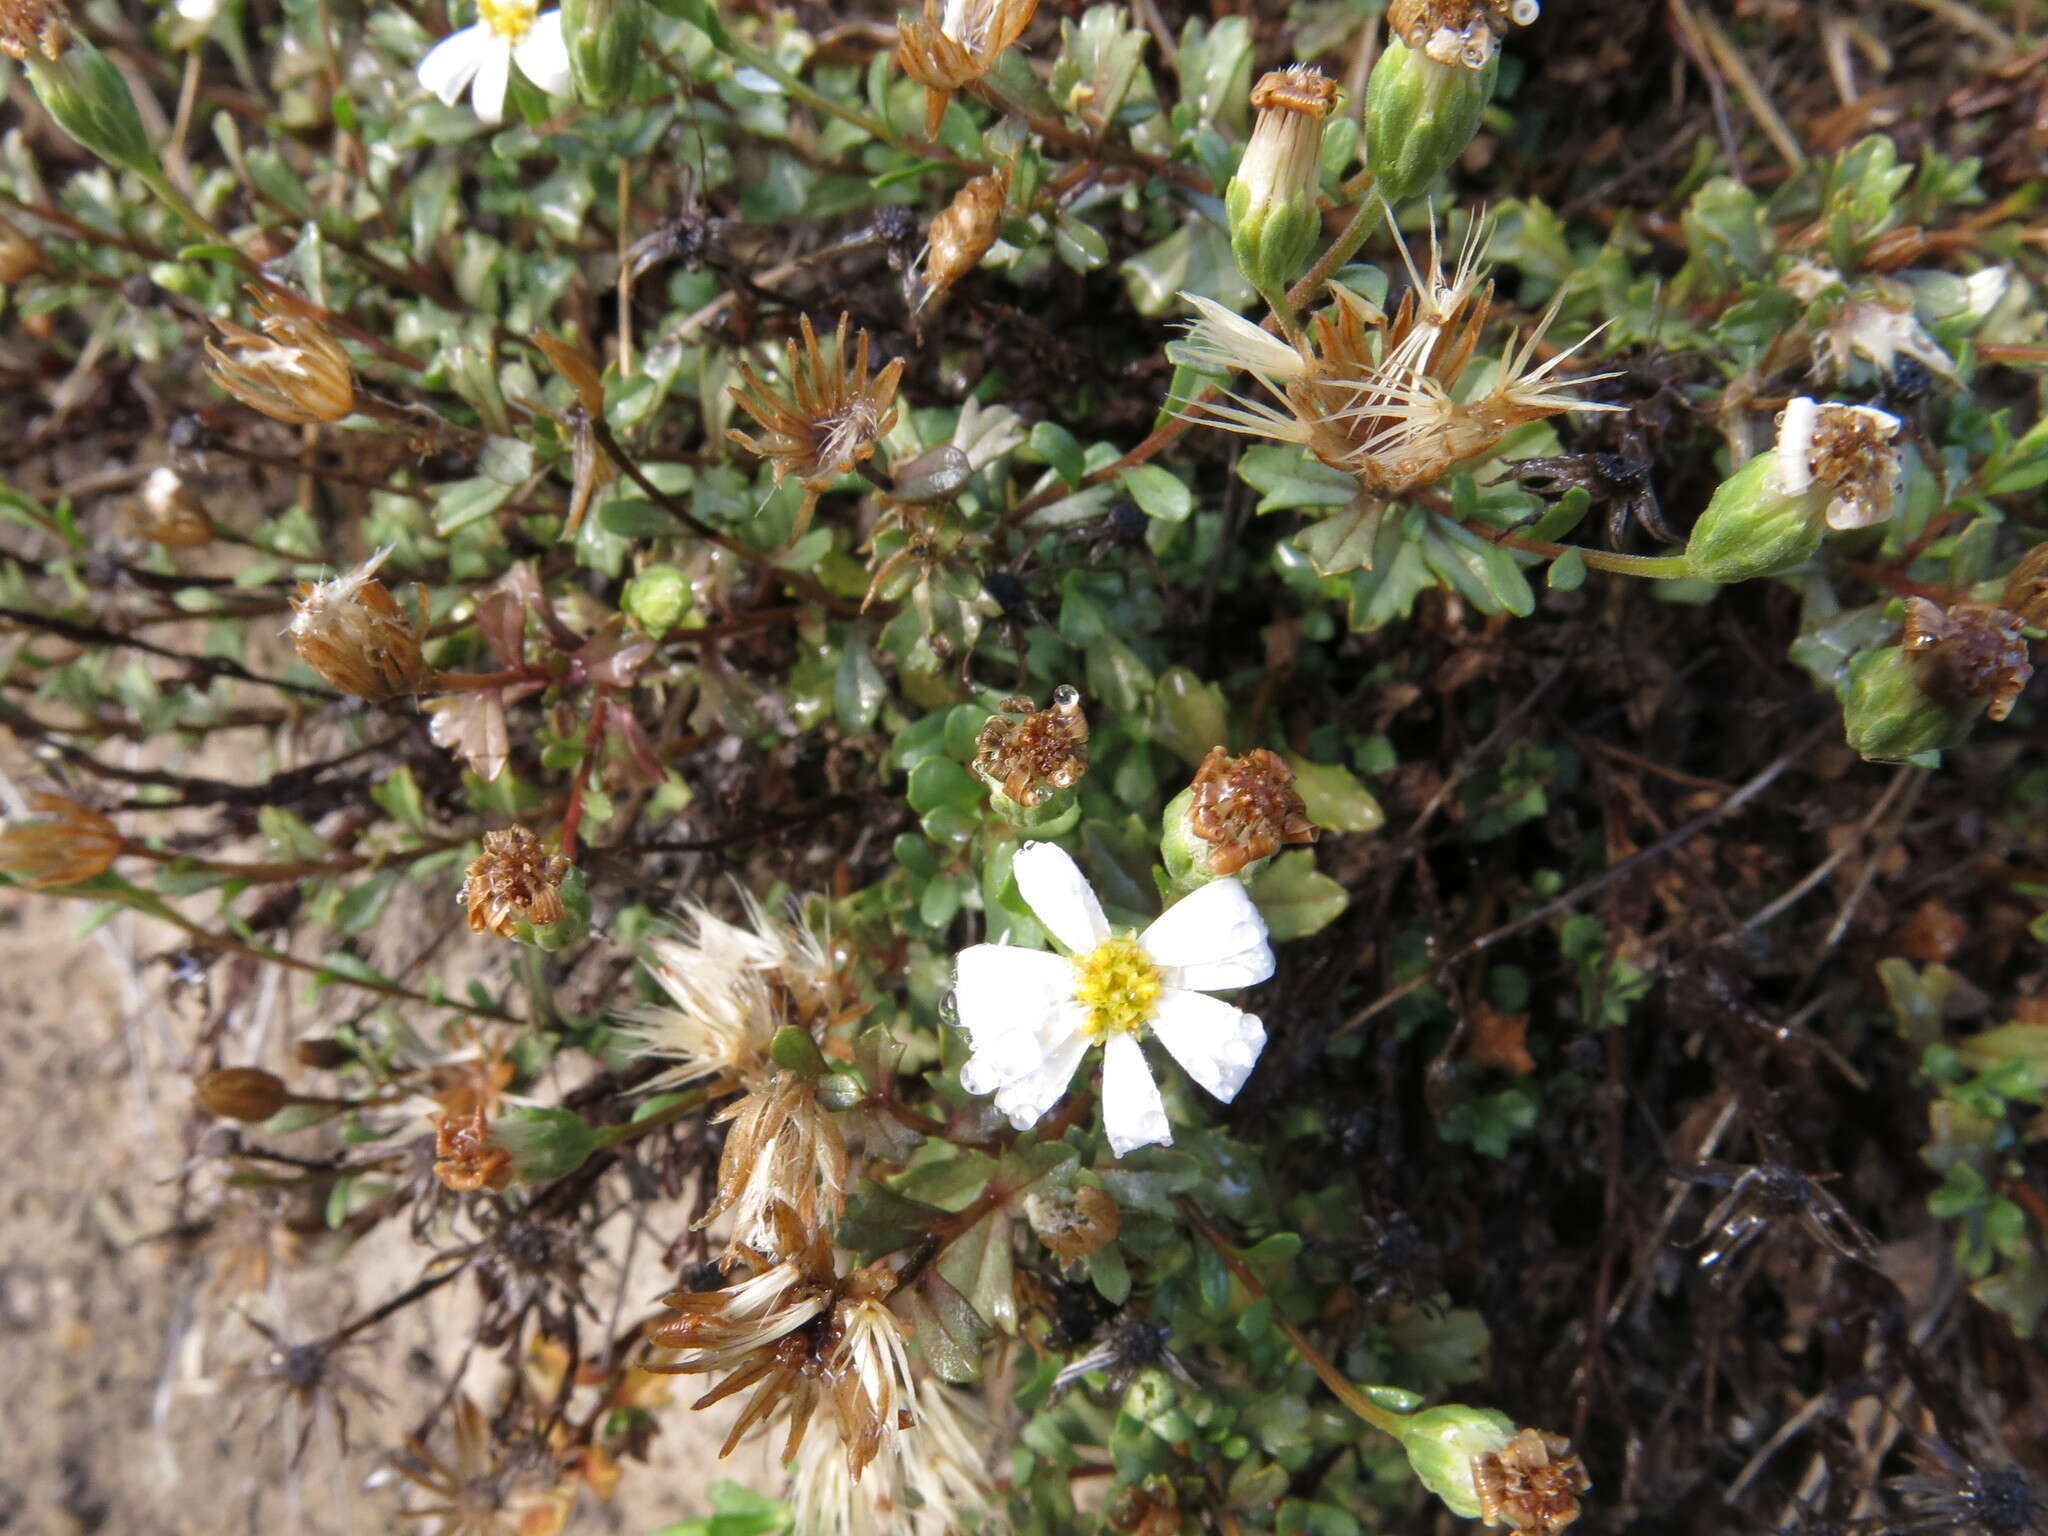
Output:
1246 850 1348 942
907 756 982 816
1281 757 1384 834
1121 463 1193 523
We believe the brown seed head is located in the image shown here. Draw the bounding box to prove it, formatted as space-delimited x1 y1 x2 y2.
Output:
0 0 69 61
0 791 121 887
2000 542 2048 630
134 466 214 548
1388 0 1539 68
916 164 1009 313
1024 1183 1121 1261
895 0 1041 139
205 286 354 424
433 1105 513 1193
1900 598 2033 723
1186 746 1318 876
1801 402 1903 530
699 1069 849 1264
287 548 434 699
971 684 1089 807
461 826 572 939
1472 1428 1589 1536
194 1067 292 1123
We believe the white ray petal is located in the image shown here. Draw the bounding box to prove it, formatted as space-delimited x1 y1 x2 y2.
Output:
1149 988 1267 1103
1101 1033 1171 1156
1139 877 1274 993
1011 841 1108 956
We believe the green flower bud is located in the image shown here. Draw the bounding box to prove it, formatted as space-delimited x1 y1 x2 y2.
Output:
492 1105 602 1183
1684 451 1823 583
622 563 695 635
24 39 156 178
1227 66 1337 296
561 0 643 108
1397 1403 1517 1519
1363 37 1495 207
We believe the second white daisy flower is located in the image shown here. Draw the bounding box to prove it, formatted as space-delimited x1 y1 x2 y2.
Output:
952 841 1274 1157
417 0 571 126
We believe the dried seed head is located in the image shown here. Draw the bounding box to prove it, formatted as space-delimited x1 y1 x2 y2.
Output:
971 685 1089 808
1472 1428 1590 1536
698 1069 849 1263
0 791 121 887
1186 746 1318 876
1388 0 1538 69
915 165 1009 312
433 1105 513 1193
194 1067 291 1123
134 466 213 547
0 0 69 61
896 0 1041 139
287 547 435 699
1772 397 1903 530
2000 542 2048 629
205 287 355 424
1900 598 2033 723
1024 1183 1122 1261
460 826 572 940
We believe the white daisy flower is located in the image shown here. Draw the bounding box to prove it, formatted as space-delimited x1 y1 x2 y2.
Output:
417 0 571 126
952 841 1274 1158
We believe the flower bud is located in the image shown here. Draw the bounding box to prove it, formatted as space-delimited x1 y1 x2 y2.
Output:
914 165 1009 314
1398 1403 1517 1519
205 287 355 425
0 791 122 887
971 685 1089 828
1161 746 1318 893
1841 599 2031 762
288 547 435 698
3 0 157 180
622 563 695 635
1683 450 1823 583
561 0 642 107
194 1066 291 1123
134 466 213 548
492 1105 602 1183
1364 36 1495 206
1228 67 1336 296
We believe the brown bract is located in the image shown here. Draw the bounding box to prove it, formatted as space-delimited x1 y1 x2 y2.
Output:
1473 1428 1589 1536
697 1069 849 1264
0 0 68 61
1186 746 1317 876
1901 598 2033 723
461 827 571 939
289 549 436 699
916 164 1009 312
434 1105 513 1193
895 0 1040 139
727 312 904 547
0 791 121 887
205 286 355 424
971 685 1089 807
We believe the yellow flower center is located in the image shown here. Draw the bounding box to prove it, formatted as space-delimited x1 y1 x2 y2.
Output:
478 0 535 42
1072 937 1160 1039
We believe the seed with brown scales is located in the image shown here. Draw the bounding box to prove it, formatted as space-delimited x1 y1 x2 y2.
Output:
1186 747 1318 876
1472 1428 1589 1536
971 686 1089 807
461 826 571 939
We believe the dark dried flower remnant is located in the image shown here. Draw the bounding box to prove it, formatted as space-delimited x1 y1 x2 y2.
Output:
971 685 1089 807
288 548 436 699
461 827 570 939
0 792 122 887
434 1105 513 1193
1901 598 2033 723
1187 746 1317 876
1473 1428 1589 1536
727 312 904 546
205 287 355 424
896 0 1040 139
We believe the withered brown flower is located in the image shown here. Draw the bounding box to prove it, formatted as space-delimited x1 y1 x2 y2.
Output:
0 0 68 62
699 1069 849 1264
383 1393 573 1536
971 685 1089 807
1024 1183 1121 1262
727 312 905 547
1185 746 1318 877
915 165 1008 313
1388 0 1539 69
895 0 1040 139
1472 1427 1589 1536
134 466 213 548
288 548 437 699
206 286 355 424
1900 597 2033 723
0 791 122 887
434 1105 513 1193
2001 542 2048 629
460 827 571 939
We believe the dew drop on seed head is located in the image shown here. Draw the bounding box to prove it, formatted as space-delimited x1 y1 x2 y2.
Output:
1052 683 1080 711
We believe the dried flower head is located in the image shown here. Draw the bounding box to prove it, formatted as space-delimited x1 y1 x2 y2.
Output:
434 1105 513 1193
1186 746 1318 876
913 164 1008 313
288 547 436 699
0 791 121 887
895 0 1040 138
1772 396 1903 530
381 1393 574 1536
971 685 1089 806
698 1069 850 1263
134 466 213 547
2001 542 2048 629
194 1066 292 1123
461 827 571 939
1388 0 1539 69
1178 222 1615 498
727 312 905 547
0 0 68 61
227 1316 386 1468
625 892 860 1095
1472 1428 1589 1536
790 1374 995 1536
1900 598 2033 723
205 286 355 424
1024 1183 1121 1261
